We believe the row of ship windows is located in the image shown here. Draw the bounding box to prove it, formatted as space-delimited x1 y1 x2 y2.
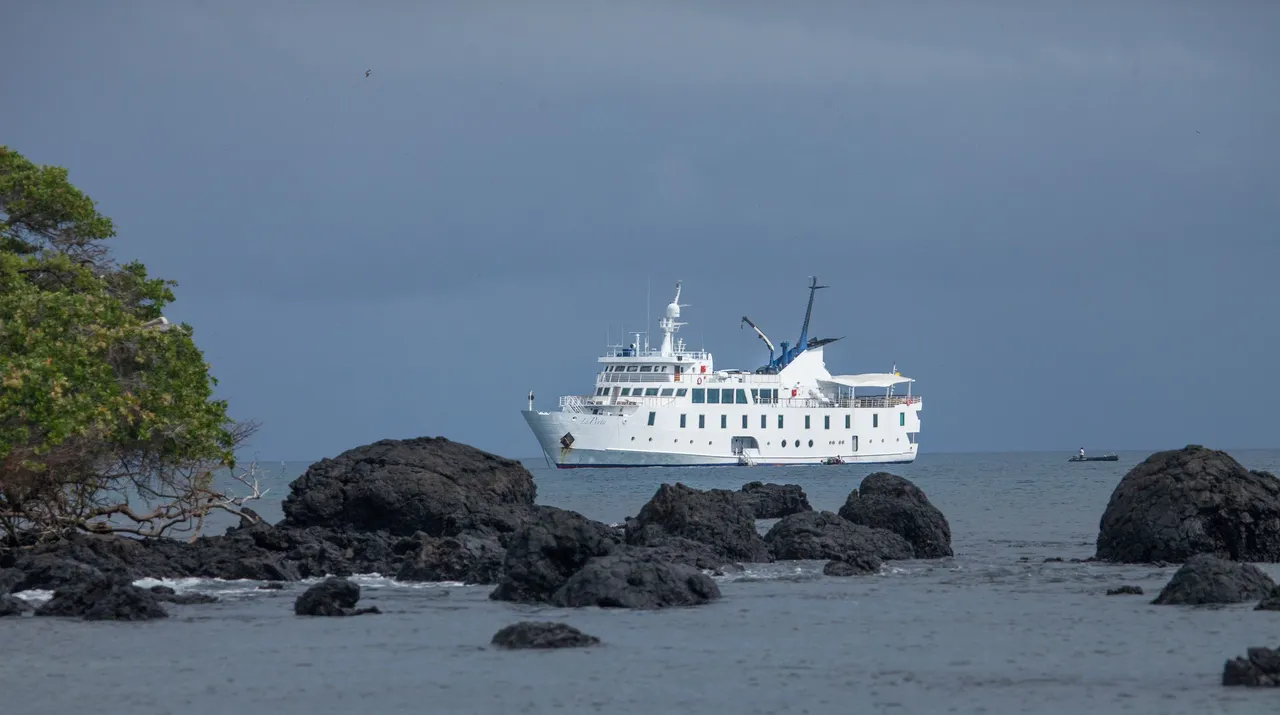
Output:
603 365 672 373
596 387 687 397
593 387 781 403
648 413 907 428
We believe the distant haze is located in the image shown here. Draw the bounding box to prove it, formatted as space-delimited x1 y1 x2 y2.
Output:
6 2 1278 460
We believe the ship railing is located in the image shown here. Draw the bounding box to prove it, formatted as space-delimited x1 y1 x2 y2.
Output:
559 395 681 412
559 394 921 411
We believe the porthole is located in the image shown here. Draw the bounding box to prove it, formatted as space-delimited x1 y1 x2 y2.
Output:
794 439 800 448
780 441 786 449
631 436 635 441
808 440 813 447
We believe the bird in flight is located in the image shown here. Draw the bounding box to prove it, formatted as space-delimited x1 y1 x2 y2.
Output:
365 69 372 78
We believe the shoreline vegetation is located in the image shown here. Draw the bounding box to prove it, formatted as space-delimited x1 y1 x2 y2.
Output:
3 149 1279 682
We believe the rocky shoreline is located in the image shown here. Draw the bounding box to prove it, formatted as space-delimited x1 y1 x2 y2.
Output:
2 438 1279 683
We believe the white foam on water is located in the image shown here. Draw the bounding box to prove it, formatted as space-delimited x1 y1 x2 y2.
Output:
10 589 53 604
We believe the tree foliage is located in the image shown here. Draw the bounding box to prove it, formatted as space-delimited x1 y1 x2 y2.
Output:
0 146 260 544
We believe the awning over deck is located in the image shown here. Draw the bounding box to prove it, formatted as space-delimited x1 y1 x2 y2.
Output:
819 373 914 389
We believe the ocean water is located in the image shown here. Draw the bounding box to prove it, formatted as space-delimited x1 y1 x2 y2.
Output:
4 449 1280 715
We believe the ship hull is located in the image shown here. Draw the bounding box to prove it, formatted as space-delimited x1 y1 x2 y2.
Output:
522 408 919 469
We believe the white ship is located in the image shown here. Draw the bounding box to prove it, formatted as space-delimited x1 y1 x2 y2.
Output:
522 278 922 468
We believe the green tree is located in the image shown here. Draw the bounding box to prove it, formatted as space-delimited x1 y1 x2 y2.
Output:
0 146 261 544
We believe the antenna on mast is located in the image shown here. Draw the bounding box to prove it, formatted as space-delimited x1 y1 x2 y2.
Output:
645 276 651 354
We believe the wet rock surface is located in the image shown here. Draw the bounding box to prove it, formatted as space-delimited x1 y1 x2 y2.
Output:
764 511 914 561
736 482 812 519
294 577 380 617
1223 647 1280 687
1151 554 1276 606
148 585 219 605
35 574 168 621
489 507 621 604
491 621 600 649
625 483 771 563
0 594 30 617
838 472 953 558
1106 585 1144 596
395 534 505 584
1256 586 1280 611
551 550 722 609
823 552 882 577
1095 445 1280 563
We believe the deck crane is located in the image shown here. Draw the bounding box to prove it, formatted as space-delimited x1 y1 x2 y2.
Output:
740 315 775 364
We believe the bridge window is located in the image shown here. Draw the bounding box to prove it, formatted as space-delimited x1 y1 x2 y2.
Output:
620 388 631 396
692 389 705 403
804 415 810 429
721 389 733 403
699 415 705 429
660 388 674 396
736 389 747 404
720 415 727 428
900 412 905 426
824 415 830 429
676 388 687 397
680 414 686 428
648 411 655 426
626 365 639 372
873 414 879 428
742 415 748 429
639 366 652 372
645 388 659 396
845 414 851 429
707 389 720 404
778 415 784 429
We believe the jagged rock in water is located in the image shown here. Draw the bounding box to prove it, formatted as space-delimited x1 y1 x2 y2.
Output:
147 585 218 605
1223 647 1280 687
823 552 882 577
838 472 953 558
35 574 168 621
294 577 380 616
489 507 621 604
551 550 721 609
1151 554 1276 606
736 482 812 519
764 511 915 561
1256 585 1280 611
281 436 538 538
1106 585 1144 596
1 595 31 617
2 552 108 594
395 534 505 584
1095 445 1280 563
625 483 771 563
491 621 601 649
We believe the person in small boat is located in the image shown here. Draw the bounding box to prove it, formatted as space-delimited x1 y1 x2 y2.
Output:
1079 447 1085 459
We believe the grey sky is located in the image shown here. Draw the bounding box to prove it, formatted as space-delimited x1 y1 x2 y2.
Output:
6 2 1278 460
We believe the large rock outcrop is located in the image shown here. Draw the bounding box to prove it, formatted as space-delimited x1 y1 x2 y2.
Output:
34 574 168 621
1150 554 1276 606
281 437 538 538
838 472 952 558
764 511 914 561
1223 647 1280 687
551 551 722 609
294 577 380 616
736 482 812 519
489 507 621 604
625 483 771 563
1095 445 1280 563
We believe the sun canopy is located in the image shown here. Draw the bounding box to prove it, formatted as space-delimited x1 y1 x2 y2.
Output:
819 373 914 389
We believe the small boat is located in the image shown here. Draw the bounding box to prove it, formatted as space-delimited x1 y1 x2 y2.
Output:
1069 454 1118 462
821 456 846 465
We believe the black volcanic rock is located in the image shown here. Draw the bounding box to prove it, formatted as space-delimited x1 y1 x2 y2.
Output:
1151 554 1276 606
1106 585 1144 596
1095 445 1280 563
625 483 771 563
294 577 380 616
1254 585 1280 611
823 552 882 577
395 534 505 584
764 511 914 561
489 507 621 604
736 482 812 519
838 472 953 559
0 595 30 617
551 551 721 609
1223 647 1280 687
281 436 538 538
35 574 168 621
491 622 600 649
